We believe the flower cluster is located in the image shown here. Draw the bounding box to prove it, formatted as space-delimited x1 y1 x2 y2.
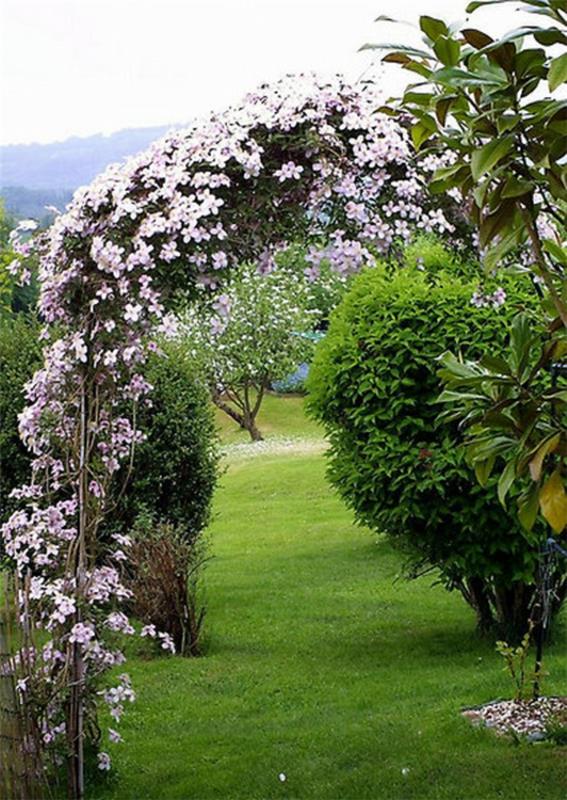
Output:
471 287 507 309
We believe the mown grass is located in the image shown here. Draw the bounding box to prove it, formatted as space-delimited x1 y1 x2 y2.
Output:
212 391 323 444
91 451 567 800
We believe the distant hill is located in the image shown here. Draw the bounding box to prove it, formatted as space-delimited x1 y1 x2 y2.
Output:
0 124 185 218
1 187 74 225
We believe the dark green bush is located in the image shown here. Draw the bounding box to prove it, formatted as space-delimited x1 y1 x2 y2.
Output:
111 340 219 538
307 253 564 638
0 315 42 523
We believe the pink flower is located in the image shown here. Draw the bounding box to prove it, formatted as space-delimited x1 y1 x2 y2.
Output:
108 728 123 744
274 161 304 182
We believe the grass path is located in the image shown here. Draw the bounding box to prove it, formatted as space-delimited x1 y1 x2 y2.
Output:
91 452 566 800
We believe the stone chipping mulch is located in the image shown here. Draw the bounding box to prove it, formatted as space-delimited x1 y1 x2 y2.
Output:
222 436 327 460
462 696 567 741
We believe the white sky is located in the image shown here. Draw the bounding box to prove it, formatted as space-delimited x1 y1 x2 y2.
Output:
0 0 526 145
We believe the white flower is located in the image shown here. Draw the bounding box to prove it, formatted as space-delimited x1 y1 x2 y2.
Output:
98 751 111 771
108 728 123 744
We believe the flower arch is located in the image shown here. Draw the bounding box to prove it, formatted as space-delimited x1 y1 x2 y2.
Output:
3 74 454 794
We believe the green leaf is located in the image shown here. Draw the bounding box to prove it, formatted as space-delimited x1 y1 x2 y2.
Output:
543 239 567 266
433 66 503 86
433 36 461 67
475 457 495 487
540 470 567 533
411 116 437 150
514 48 546 79
498 459 517 506
549 53 567 92
534 29 567 46
528 433 560 482
403 91 435 106
359 43 432 59
517 484 539 531
501 175 534 198
509 313 533 376
435 96 453 125
544 389 567 402
471 136 514 181
479 354 512 374
478 199 518 250
420 15 448 41
497 114 520 134
402 61 434 79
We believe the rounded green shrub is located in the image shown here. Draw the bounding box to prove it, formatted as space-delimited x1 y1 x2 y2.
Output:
307 256 558 637
111 340 219 538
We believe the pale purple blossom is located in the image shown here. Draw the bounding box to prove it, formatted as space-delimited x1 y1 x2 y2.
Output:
98 752 111 771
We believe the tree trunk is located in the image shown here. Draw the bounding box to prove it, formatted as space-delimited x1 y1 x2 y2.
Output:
212 392 264 442
67 373 88 800
458 572 567 643
245 415 263 442
462 577 495 634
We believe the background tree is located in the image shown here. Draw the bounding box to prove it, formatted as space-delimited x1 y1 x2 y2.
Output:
182 264 314 441
274 244 351 331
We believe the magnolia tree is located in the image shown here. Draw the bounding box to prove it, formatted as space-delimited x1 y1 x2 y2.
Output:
364 0 566 691
182 265 313 441
2 73 457 797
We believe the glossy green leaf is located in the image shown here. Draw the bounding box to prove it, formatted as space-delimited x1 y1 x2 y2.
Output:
543 239 567 266
471 136 514 180
411 116 437 150
534 28 567 46
434 36 461 67
517 483 540 531
475 457 495 487
549 53 567 92
497 459 517 506
501 175 534 198
420 15 449 41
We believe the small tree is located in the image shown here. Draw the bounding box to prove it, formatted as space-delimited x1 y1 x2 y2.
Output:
363 0 566 679
182 264 314 441
363 0 567 534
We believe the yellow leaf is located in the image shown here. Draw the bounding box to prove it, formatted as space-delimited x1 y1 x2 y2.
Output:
528 433 560 481
539 470 567 533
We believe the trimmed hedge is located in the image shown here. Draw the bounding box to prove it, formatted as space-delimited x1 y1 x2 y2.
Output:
111 341 219 538
307 255 560 636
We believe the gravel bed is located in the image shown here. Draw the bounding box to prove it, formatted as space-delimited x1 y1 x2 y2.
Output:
462 696 567 740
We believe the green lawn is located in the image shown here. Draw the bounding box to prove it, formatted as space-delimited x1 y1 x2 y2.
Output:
213 391 323 444
91 450 567 800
